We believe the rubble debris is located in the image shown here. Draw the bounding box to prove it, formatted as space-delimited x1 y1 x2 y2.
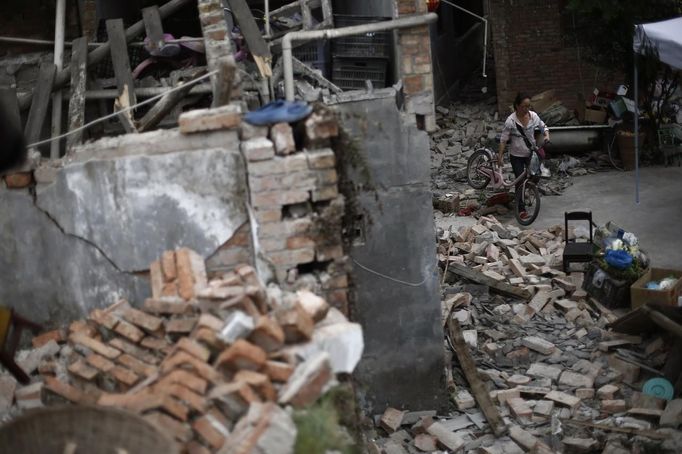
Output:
1 251 363 454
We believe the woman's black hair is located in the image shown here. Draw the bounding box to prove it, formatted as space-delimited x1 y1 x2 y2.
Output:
513 92 531 109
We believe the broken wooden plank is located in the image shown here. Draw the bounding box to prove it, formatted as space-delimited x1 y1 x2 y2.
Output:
106 19 137 109
114 86 137 134
138 77 199 132
447 262 532 300
560 418 669 440
299 0 313 29
640 305 682 338
24 62 57 147
66 37 89 152
212 56 236 108
142 5 165 52
228 0 272 77
447 317 507 437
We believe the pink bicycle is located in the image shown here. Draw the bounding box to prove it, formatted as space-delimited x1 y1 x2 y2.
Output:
466 147 542 226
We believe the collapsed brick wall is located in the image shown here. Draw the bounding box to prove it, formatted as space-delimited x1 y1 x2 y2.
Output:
488 0 623 115
178 105 350 316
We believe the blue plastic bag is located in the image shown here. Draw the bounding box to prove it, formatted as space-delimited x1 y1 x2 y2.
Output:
604 249 633 270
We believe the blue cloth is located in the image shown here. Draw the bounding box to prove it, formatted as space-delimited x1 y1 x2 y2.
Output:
244 100 312 126
604 249 633 270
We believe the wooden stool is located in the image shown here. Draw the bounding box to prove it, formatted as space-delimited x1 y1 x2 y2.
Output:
0 307 42 384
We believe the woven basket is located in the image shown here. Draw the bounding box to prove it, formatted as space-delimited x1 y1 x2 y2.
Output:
0 405 179 454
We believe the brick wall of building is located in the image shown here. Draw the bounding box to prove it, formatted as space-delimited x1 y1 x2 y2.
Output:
489 0 623 115
396 0 437 131
179 106 350 315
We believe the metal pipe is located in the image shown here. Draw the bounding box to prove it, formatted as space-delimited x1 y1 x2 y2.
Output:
264 0 271 38
50 0 66 160
82 85 212 99
283 13 438 101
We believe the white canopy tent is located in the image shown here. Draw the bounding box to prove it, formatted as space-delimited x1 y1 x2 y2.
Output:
631 17 682 202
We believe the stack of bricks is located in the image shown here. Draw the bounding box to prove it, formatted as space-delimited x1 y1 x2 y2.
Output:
177 104 349 315
10 250 360 454
396 0 437 131
197 0 239 100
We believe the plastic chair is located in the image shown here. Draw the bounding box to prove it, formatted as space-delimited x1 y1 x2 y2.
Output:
0 307 42 384
563 211 595 273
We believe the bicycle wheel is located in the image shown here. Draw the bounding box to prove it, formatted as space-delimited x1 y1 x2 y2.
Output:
467 149 492 189
514 181 541 226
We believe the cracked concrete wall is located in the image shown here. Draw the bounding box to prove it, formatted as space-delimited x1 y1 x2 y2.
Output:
0 129 248 327
333 91 447 413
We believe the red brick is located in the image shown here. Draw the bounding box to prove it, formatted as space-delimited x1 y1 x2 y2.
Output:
176 248 208 301
157 369 208 395
117 354 156 377
32 329 65 348
44 376 93 404
193 414 229 449
110 366 140 386
268 248 315 266
233 370 277 401
70 332 121 359
109 337 160 365
178 104 241 134
247 154 308 177
214 339 267 372
251 189 310 208
270 122 296 155
161 251 177 281
274 302 314 343
143 297 192 315
162 352 221 383
122 307 163 332
4 172 33 188
311 185 339 202
156 383 207 413
68 359 99 381
86 353 116 372
403 74 424 93
113 319 145 343
264 360 295 383
150 260 164 299
177 337 211 362
185 441 211 454
165 317 198 334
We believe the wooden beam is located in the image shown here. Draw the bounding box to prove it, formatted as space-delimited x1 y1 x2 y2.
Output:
142 6 165 52
137 77 199 132
66 37 89 152
24 63 57 147
446 263 533 300
299 0 313 29
19 0 194 110
228 0 272 78
447 317 507 437
560 419 669 440
212 57 237 108
641 305 682 338
106 19 137 109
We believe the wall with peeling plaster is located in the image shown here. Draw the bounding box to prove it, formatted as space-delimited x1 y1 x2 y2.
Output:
332 91 448 413
0 130 248 327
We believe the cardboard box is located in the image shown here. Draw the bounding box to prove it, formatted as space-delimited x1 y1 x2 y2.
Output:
584 108 607 124
631 268 682 309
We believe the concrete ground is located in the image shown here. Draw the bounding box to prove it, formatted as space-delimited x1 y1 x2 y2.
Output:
533 165 682 269
435 166 682 269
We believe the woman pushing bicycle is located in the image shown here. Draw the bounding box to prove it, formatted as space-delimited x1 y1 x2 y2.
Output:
498 93 550 221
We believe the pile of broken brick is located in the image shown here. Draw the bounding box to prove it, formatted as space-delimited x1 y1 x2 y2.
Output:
1 248 362 454
365 216 682 454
